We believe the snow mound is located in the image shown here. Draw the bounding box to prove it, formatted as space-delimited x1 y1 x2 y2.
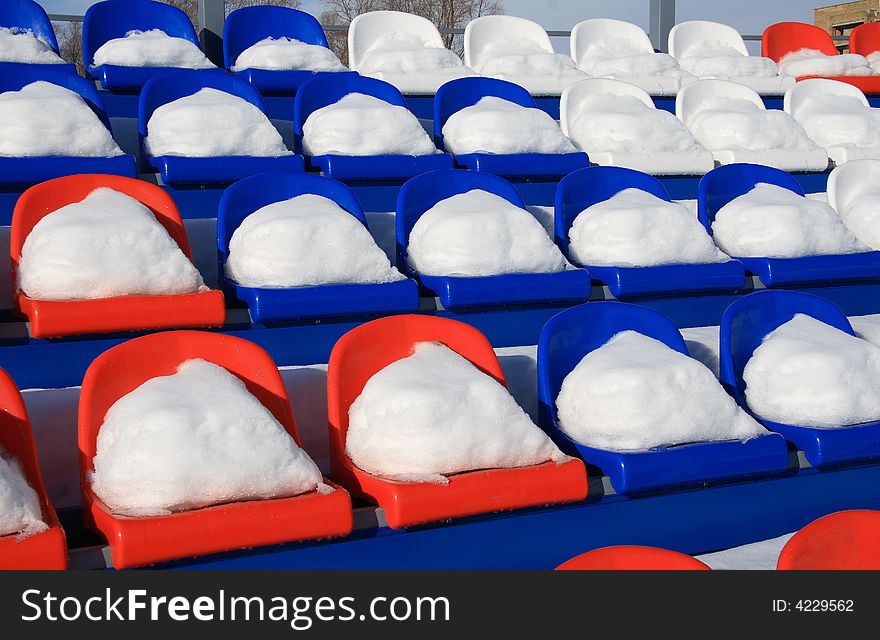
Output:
869 51 880 73
92 29 214 69
145 87 291 157
441 96 576 155
779 48 873 77
794 93 880 150
835 183 880 249
232 36 346 72
576 37 693 92
743 313 880 428
91 358 327 516
568 188 729 267
678 40 782 79
346 341 567 483
711 183 868 258
0 447 47 539
0 81 123 158
475 38 587 94
302 92 437 156
407 189 568 276
568 94 704 154
556 331 767 451
0 27 64 64
18 188 205 301
226 193 405 287
360 31 465 75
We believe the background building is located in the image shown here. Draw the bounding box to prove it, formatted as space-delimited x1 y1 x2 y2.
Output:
815 0 880 52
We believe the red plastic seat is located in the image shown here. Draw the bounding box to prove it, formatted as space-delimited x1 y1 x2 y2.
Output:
850 22 880 58
762 21 880 93
777 510 880 570
78 330 353 569
10 174 226 339
326 314 588 529
0 367 67 570
556 546 710 570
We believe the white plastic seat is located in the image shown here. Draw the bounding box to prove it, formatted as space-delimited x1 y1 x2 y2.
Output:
828 158 880 220
560 78 714 175
676 79 829 172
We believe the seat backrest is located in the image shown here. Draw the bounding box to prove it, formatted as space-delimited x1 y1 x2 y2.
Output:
569 18 654 65
668 20 749 59
762 21 838 63
827 158 880 216
464 15 553 69
850 21 880 57
348 10 445 71
83 0 200 69
559 78 654 136
223 5 329 70
777 510 880 570
557 545 711 570
433 76 536 145
676 78 765 125
784 77 869 122
0 0 61 53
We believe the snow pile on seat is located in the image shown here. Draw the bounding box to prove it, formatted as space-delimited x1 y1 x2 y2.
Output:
231 36 346 72
743 314 880 428
145 88 291 157
18 188 205 301
358 31 471 86
441 97 577 155
407 189 568 276
346 341 567 483
677 40 783 80
0 27 64 64
779 48 874 77
567 94 704 154
794 94 880 150
226 193 404 287
555 331 767 451
0 81 123 158
91 358 328 516
576 37 694 92
302 92 437 156
711 183 868 258
869 52 880 73
474 38 587 94
0 447 47 539
568 188 729 267
834 182 880 249
91 29 214 68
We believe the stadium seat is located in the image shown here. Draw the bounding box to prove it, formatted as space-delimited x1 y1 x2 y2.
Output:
537 301 790 495
827 158 880 221
293 74 453 179
396 169 591 310
676 79 829 172
555 167 745 297
433 77 589 178
850 21 880 59
698 163 880 287
0 367 67 570
0 67 136 187
777 510 880 570
139 70 303 186
79 330 354 569
556 545 711 570
11 174 226 338
559 79 715 175
217 171 419 323
0 0 77 75
719 289 880 468
327 315 588 529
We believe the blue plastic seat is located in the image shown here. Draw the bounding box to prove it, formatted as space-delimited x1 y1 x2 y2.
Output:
434 77 589 179
83 0 217 92
555 166 746 298
537 301 791 494
0 0 77 75
224 6 354 96
698 163 880 287
293 74 453 180
0 67 136 186
396 169 591 310
139 70 303 186
720 289 880 468
217 171 419 323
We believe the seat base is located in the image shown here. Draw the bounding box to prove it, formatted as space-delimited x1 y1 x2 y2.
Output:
150 154 304 186
231 69 356 96
739 252 880 288
588 150 716 176
712 148 829 172
90 65 226 92
0 155 136 187
454 152 590 179
0 524 67 570
761 418 880 469
307 153 454 180
587 261 747 298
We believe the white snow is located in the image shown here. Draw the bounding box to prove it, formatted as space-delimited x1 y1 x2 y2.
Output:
0 27 65 64
680 325 721 378
441 96 577 155
358 32 473 92
0 81 123 158
302 92 437 156
145 87 292 157
696 532 794 570
407 189 569 277
91 29 214 69
850 313 880 347
779 48 874 78
231 36 346 72
568 188 729 267
474 38 587 94
555 331 768 452
576 37 694 93
869 51 880 74
711 183 869 258
678 41 784 80
91 358 328 516
346 341 567 483
833 181 880 250
18 188 205 301
225 193 404 287
0 446 47 539
795 93 880 150
743 313 880 428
